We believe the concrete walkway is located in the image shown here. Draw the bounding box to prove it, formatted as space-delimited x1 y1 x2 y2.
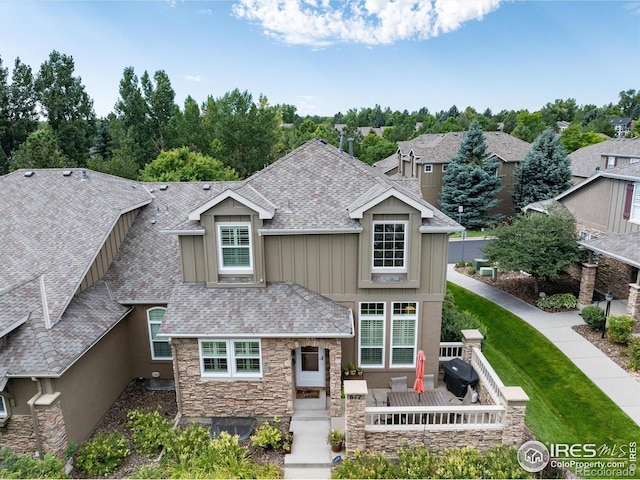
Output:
447 264 640 427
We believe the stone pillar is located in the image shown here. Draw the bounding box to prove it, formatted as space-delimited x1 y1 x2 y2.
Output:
627 283 640 321
579 263 598 307
344 380 367 456
329 346 342 417
500 386 529 447
29 392 67 458
461 329 484 364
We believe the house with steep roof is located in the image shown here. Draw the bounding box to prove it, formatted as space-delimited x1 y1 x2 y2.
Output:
525 162 640 320
375 132 531 218
610 118 635 138
569 137 640 183
0 139 463 456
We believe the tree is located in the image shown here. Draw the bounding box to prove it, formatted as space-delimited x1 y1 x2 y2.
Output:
512 128 572 211
439 121 503 228
618 89 640 119
139 147 239 182
94 118 113 160
11 124 69 169
540 98 578 126
358 134 397 165
560 124 605 153
141 70 178 152
481 204 580 294
510 111 546 142
35 50 96 167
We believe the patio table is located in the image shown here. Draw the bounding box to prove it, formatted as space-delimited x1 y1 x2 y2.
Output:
387 390 448 407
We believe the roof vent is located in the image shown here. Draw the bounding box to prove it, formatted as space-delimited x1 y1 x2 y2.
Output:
203 184 211 191
159 185 168 191
149 188 155 193
151 219 157 225
23 171 34 177
62 170 72 177
81 169 89 181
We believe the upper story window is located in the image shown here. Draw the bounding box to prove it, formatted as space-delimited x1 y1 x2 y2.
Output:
424 164 433 173
441 164 448 173
358 303 385 367
390 302 418 367
372 221 408 273
217 223 253 273
607 156 617 168
624 183 640 223
147 307 172 360
0 396 6 417
199 339 262 378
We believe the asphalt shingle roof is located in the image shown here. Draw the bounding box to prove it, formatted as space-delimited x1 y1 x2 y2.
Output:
160 282 352 338
569 138 640 179
580 232 640 269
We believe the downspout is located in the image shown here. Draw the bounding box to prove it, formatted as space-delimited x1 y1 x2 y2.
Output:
28 377 44 458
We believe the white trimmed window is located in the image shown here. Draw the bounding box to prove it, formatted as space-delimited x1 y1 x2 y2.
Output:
0 396 6 417
217 223 253 273
631 183 640 222
358 303 385 367
372 221 408 273
390 302 418 367
147 308 172 360
442 164 448 173
199 339 262 378
424 164 433 173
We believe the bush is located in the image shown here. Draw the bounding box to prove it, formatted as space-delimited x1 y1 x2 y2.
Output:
580 305 606 331
441 290 487 342
606 315 635 344
75 431 130 476
627 338 640 371
468 267 477 275
250 418 282 450
536 293 577 310
0 447 68 479
126 408 173 456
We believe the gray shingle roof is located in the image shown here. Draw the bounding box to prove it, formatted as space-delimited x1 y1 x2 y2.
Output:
580 232 640 269
569 138 640 179
398 132 531 163
0 169 152 327
160 282 352 338
0 280 130 376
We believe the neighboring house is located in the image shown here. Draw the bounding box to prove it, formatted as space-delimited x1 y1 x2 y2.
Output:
525 163 640 319
0 139 462 457
374 132 532 218
610 118 635 138
569 137 640 184
556 120 571 134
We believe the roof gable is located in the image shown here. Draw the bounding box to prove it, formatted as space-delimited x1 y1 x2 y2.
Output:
347 184 434 219
188 185 276 221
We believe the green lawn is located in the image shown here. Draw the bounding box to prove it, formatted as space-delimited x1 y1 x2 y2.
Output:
447 283 640 448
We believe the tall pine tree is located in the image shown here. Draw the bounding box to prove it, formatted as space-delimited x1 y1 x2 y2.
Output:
512 128 572 212
439 121 503 229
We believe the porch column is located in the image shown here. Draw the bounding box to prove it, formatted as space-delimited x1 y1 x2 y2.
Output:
579 263 598 306
461 329 484 364
627 283 640 321
500 386 529 447
28 392 67 458
344 380 367 456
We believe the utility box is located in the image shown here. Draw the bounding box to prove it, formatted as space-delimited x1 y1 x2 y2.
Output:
472 258 490 269
479 267 494 276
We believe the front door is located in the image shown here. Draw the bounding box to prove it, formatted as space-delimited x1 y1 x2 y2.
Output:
295 347 325 387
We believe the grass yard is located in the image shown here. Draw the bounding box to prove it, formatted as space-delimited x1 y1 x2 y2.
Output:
447 283 640 449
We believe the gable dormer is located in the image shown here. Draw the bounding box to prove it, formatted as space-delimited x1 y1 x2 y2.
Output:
171 186 275 288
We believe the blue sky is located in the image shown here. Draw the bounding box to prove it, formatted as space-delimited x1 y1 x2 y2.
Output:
1 0 639 118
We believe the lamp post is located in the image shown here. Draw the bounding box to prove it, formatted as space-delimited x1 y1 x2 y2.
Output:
458 206 465 263
602 291 613 339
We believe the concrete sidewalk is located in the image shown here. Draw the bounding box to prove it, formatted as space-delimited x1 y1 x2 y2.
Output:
447 265 640 427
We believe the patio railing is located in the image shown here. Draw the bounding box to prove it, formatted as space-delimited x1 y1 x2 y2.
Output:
438 342 463 361
470 347 504 405
365 405 505 431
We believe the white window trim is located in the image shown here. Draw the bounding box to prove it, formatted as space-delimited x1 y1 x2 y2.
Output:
441 164 448 173
0 396 7 417
358 302 386 368
217 222 253 274
199 339 262 379
147 307 172 361
371 221 409 274
424 164 433 173
631 183 640 223
390 302 418 368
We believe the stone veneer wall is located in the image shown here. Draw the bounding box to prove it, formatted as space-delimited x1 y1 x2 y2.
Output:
174 337 342 419
0 415 37 455
365 429 503 455
594 257 636 300
37 402 67 458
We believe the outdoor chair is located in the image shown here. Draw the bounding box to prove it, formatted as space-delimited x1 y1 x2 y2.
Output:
389 376 408 391
423 374 435 390
448 385 476 405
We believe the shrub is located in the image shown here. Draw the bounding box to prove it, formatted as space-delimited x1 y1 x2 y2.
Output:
580 305 606 331
75 431 130 476
627 338 640 371
0 447 68 479
536 293 577 310
332 450 400 479
454 261 466 268
250 418 282 450
441 290 487 342
468 267 477 275
126 408 173 456
162 422 211 462
606 315 634 344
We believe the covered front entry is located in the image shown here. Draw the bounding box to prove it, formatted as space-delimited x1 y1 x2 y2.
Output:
295 346 325 387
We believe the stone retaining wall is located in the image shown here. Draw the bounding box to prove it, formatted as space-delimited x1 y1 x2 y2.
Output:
365 428 503 455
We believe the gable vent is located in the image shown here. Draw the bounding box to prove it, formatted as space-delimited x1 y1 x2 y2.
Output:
23 171 34 177
159 185 169 191
62 170 72 177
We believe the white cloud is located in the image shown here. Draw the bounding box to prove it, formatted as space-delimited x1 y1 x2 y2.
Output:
185 75 202 82
232 0 503 46
199 9 213 15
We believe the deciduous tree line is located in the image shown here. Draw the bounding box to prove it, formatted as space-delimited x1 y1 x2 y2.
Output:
1 50 638 181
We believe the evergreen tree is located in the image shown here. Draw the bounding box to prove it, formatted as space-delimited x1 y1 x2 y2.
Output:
94 118 113 159
439 121 503 229
11 124 69 169
512 128 572 211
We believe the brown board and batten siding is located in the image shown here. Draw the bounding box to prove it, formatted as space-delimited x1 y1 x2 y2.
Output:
608 178 640 234
561 179 612 234
76 209 140 294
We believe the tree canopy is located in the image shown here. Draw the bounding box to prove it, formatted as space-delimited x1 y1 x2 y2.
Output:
481 204 580 293
512 128 572 211
139 147 240 182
